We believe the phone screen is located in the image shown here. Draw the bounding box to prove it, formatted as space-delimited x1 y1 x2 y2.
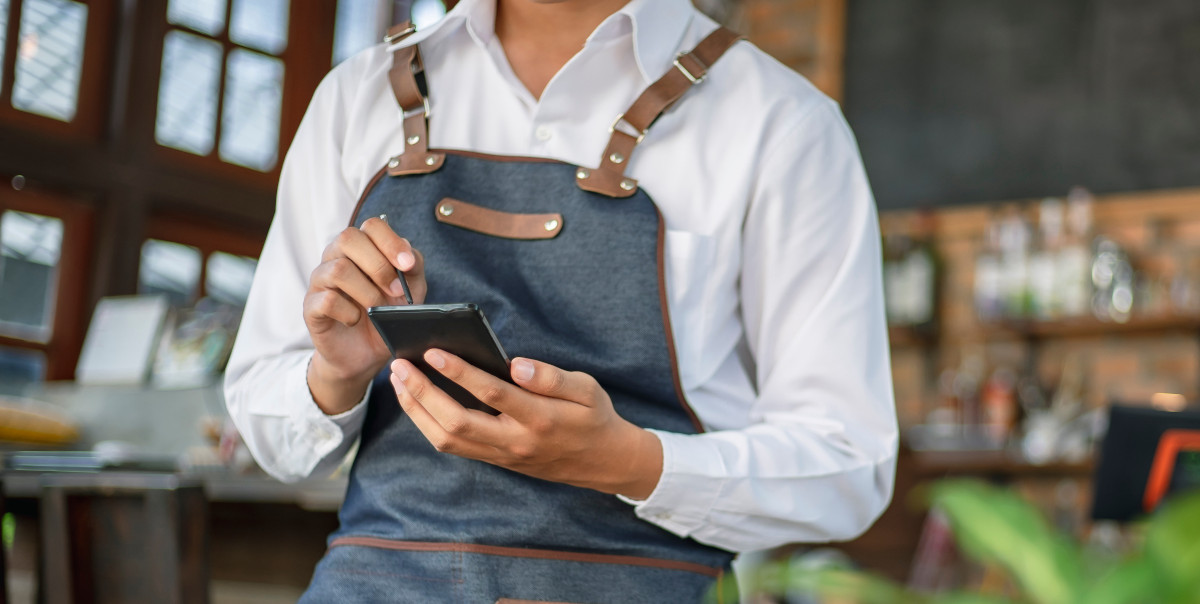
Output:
367 303 509 415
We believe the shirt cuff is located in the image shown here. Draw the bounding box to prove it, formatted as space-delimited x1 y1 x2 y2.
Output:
617 429 727 538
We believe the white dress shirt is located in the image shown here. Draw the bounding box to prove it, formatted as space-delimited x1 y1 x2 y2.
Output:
225 0 898 553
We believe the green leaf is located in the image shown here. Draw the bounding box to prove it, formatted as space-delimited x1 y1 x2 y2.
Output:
928 480 1085 604
1143 491 1200 601
1075 556 1163 604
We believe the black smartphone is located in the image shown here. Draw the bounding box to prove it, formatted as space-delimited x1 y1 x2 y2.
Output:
367 303 510 415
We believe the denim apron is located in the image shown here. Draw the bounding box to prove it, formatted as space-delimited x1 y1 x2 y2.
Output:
301 24 742 604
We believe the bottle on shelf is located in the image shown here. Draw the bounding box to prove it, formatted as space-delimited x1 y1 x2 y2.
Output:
1090 236 1135 323
974 212 1005 322
1029 198 1064 320
996 205 1033 319
905 209 940 335
1058 187 1095 318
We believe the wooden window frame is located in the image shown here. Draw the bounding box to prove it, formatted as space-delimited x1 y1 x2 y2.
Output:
0 180 94 381
0 0 115 140
150 0 329 186
143 211 265 303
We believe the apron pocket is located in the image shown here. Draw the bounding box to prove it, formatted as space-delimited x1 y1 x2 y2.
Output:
434 197 563 240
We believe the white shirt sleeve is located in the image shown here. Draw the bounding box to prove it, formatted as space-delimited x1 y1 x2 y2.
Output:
223 58 373 483
623 101 899 552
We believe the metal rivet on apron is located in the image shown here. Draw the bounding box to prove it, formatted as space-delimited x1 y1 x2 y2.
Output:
425 155 437 166
407 135 420 145
608 152 625 165
388 157 400 169
620 179 636 191
544 219 558 231
439 204 454 216
575 168 590 180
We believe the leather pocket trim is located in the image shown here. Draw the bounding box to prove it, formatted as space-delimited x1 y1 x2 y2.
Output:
434 197 563 240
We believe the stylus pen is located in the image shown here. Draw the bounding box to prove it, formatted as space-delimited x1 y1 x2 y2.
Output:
377 214 414 305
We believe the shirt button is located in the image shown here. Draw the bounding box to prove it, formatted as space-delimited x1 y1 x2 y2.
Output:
534 126 553 141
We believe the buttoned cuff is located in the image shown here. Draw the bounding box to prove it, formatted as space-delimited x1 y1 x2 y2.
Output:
288 360 371 467
617 429 726 538
242 351 371 480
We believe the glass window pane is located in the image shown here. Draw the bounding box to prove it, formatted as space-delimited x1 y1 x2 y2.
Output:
333 0 388 66
411 0 446 30
138 239 202 307
206 252 257 307
0 0 9 96
229 0 289 55
0 211 63 343
0 346 45 396
167 0 226 36
11 0 88 122
156 30 222 156
219 49 284 171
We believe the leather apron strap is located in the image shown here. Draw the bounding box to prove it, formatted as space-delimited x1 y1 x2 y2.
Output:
576 27 744 198
385 22 446 177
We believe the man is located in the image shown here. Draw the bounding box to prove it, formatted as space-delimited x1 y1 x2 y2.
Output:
226 0 898 600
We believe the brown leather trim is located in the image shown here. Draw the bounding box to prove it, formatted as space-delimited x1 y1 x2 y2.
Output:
656 212 706 434
386 41 443 177
576 27 744 198
434 198 563 239
348 166 390 227
329 537 722 577
439 149 562 164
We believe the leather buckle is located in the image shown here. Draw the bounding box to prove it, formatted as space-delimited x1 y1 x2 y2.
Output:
673 52 706 85
609 113 646 144
402 96 431 120
384 25 416 45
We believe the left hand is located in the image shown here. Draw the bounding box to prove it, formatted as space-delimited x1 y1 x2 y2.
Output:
389 349 663 499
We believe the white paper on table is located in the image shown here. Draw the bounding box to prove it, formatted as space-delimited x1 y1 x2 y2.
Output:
76 295 170 385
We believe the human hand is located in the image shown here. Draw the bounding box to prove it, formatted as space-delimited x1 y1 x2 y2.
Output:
303 216 428 414
389 349 664 499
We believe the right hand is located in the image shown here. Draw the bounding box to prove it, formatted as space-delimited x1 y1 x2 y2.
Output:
303 216 427 414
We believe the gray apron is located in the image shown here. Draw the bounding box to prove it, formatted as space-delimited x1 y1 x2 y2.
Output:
301 24 743 604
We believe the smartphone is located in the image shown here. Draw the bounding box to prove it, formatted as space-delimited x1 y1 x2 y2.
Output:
367 303 510 415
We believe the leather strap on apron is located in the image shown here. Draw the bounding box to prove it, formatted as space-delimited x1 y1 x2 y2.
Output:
381 22 744 195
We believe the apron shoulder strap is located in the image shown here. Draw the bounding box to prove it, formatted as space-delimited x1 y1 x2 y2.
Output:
384 21 446 177
576 26 744 198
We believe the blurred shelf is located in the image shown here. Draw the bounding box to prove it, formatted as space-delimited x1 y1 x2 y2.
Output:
980 313 1200 340
910 449 1094 478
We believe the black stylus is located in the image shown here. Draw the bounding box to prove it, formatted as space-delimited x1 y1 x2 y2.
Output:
377 214 414 305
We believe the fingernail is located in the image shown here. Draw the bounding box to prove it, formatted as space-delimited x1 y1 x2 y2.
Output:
425 349 445 369
397 251 415 270
512 358 534 382
389 278 405 297
392 359 408 380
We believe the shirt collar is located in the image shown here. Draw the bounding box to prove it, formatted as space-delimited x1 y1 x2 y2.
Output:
388 0 695 85
612 0 696 83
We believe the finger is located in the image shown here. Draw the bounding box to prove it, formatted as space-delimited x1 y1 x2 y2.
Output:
390 365 497 458
392 358 507 443
360 219 426 292
424 349 541 422
303 289 362 328
327 223 409 301
310 257 392 310
509 357 601 407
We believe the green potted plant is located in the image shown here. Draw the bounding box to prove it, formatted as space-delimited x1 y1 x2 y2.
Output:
716 480 1200 604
